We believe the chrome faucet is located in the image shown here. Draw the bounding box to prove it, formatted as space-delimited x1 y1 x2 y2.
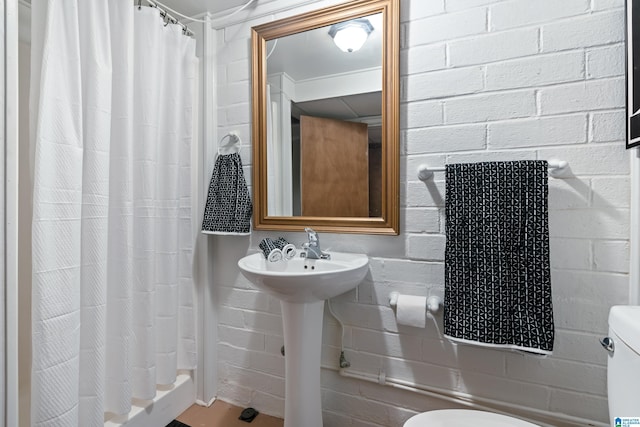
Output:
302 227 331 260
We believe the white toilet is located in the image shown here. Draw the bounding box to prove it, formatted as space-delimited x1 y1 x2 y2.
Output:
403 409 539 427
405 305 640 427
603 305 640 424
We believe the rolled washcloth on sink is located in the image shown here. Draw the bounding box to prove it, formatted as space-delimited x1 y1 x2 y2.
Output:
259 238 282 262
274 238 297 259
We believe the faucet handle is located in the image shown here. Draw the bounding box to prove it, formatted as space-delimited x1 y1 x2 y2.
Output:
304 227 318 242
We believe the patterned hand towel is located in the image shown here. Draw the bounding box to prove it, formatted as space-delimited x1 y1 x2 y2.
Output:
202 152 252 235
443 160 554 354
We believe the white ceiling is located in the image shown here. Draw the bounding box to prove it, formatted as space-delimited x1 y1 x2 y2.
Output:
266 13 383 81
293 92 382 120
158 0 256 17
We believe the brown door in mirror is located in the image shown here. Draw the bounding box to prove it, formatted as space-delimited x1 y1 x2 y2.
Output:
300 115 369 217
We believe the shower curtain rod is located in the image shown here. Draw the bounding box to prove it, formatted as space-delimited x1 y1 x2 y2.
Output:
139 0 195 37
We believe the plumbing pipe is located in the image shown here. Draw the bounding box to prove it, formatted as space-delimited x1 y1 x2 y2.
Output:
319 364 605 427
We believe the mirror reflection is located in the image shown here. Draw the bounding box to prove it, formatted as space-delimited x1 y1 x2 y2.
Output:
265 13 383 217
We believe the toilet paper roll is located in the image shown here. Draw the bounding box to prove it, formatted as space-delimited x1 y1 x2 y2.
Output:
396 294 427 328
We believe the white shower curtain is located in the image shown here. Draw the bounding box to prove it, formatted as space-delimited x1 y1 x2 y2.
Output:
30 1 197 426
266 84 280 215
265 83 292 216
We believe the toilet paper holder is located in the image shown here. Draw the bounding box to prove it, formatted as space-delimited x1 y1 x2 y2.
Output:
388 292 442 313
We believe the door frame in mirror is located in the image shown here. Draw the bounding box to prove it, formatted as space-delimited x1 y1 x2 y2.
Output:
251 0 399 235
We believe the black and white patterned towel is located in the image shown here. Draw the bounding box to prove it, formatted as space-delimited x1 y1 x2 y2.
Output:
443 161 554 354
202 152 252 235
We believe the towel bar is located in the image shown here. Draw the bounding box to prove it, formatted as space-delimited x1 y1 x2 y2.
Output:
417 159 569 181
389 291 442 312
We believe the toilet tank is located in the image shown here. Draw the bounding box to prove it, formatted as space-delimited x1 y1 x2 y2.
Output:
606 306 640 424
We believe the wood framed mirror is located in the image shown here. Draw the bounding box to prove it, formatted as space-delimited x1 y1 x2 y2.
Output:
251 0 399 235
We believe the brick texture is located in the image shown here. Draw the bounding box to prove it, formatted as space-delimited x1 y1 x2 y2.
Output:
213 0 630 425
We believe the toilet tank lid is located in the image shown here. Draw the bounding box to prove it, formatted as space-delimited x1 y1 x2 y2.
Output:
609 306 640 352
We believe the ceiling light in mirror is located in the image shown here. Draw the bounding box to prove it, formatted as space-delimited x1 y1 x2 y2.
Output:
329 18 374 53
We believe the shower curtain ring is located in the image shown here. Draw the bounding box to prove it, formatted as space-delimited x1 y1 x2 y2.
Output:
160 11 169 26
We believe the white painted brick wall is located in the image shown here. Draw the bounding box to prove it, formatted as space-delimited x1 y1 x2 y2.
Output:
407 234 446 261
587 44 625 79
592 177 630 207
538 143 629 175
489 0 590 31
404 66 484 101
548 178 591 210
594 240 630 273
446 148 537 164
550 238 592 270
457 371 551 409
444 91 537 124
406 124 486 153
405 9 487 47
403 208 441 233
505 354 607 395
541 10 625 52
401 100 443 128
399 0 445 22
553 330 608 366
487 114 588 148
445 0 503 13
539 78 625 115
592 0 624 10
549 390 609 424
213 0 631 425
550 209 629 239
485 51 585 90
591 110 626 142
552 270 628 334
448 27 539 67
400 44 446 75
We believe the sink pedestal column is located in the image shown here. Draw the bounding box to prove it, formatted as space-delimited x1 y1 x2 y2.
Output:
280 300 324 427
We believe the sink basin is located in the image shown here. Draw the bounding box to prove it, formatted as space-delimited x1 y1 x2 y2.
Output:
237 251 369 303
237 250 369 427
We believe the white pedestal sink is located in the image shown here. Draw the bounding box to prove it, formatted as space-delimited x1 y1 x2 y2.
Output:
238 252 369 427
